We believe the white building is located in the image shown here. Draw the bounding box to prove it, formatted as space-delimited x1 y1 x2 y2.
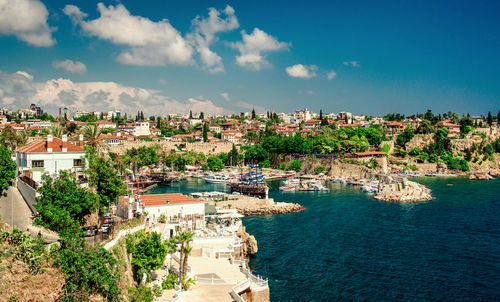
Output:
15 135 87 184
94 120 117 129
117 193 205 231
133 122 151 136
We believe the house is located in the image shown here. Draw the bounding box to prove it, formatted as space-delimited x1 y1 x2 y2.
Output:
133 122 151 136
171 134 194 142
101 135 124 145
150 128 161 136
303 119 322 130
439 121 461 136
209 124 221 133
221 130 243 144
117 193 205 231
15 134 87 184
94 120 116 129
0 115 7 124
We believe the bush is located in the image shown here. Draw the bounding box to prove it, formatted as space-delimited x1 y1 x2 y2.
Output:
314 165 327 174
259 159 270 168
280 162 287 170
380 144 390 154
161 273 178 290
289 160 302 172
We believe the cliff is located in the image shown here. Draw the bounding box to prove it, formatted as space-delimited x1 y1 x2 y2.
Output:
374 179 432 202
236 226 258 256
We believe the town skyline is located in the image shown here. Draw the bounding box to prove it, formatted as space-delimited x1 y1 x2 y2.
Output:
1 0 500 116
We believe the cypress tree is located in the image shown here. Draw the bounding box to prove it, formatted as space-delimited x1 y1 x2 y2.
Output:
251 108 256 119
189 110 193 119
319 109 323 120
487 111 493 126
203 123 208 142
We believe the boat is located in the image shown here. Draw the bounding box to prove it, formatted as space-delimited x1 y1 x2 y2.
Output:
298 179 329 192
228 166 268 197
203 174 234 184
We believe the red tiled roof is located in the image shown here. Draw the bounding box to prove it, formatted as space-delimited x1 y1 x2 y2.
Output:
94 120 115 124
140 193 201 206
16 137 85 153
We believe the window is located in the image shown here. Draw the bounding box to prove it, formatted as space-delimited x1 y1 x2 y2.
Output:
73 159 84 167
32 160 44 168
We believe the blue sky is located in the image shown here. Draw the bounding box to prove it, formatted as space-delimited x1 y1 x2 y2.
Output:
0 0 499 116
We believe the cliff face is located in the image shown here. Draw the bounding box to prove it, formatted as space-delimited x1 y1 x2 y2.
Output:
236 226 258 256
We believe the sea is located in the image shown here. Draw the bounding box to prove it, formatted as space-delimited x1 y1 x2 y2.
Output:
152 177 500 301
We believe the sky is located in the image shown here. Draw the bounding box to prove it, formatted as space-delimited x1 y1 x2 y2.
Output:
0 0 499 116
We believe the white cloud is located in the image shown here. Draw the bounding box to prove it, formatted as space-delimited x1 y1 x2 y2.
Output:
65 3 193 66
0 70 225 116
0 0 54 46
15 70 34 81
327 70 337 80
63 5 87 25
285 64 318 79
53 60 87 74
343 61 361 67
158 78 168 86
231 28 289 70
305 90 315 95
221 92 230 102
188 5 239 73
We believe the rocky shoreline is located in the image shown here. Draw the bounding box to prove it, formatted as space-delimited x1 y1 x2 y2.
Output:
239 203 305 216
374 179 432 202
468 169 500 180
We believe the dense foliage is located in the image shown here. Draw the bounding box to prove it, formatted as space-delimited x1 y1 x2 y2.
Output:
0 145 16 197
34 172 99 232
56 232 121 301
126 231 168 282
87 152 127 209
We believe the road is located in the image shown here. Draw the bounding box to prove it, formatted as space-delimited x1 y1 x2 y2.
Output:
0 184 59 242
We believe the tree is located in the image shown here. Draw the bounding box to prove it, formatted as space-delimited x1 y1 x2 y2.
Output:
289 160 302 172
487 111 493 126
0 145 16 197
57 231 121 301
497 110 500 125
396 128 415 148
207 156 224 170
319 109 323 120
251 108 256 119
202 123 208 142
34 172 98 232
189 110 193 119
199 112 204 120
175 230 194 289
49 124 64 138
126 231 167 282
87 152 127 209
0 125 21 150
84 124 102 148
416 119 434 134
228 144 238 166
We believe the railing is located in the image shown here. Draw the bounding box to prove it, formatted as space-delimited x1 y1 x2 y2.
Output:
230 279 251 302
240 263 268 289
103 223 146 250
19 175 38 189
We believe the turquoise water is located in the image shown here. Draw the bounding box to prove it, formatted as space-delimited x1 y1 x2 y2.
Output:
152 177 500 301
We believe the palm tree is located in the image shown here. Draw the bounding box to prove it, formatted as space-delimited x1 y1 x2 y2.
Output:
175 230 194 286
181 246 192 289
83 124 102 148
49 124 64 138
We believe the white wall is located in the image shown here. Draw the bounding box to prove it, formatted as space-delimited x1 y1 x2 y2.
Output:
16 151 86 183
145 202 205 219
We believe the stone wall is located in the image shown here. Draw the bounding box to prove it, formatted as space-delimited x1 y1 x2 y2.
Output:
107 141 236 156
241 287 270 302
293 157 373 178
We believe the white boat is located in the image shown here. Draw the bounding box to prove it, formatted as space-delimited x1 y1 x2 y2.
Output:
203 174 234 184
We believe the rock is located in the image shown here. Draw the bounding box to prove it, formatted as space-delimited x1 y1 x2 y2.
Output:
374 179 432 202
237 226 258 256
469 171 494 180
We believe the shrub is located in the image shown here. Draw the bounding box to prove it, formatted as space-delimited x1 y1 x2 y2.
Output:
380 144 390 154
280 162 287 170
314 165 327 174
289 160 302 172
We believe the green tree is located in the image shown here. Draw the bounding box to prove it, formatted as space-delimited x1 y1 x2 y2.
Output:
175 230 194 289
34 172 98 232
228 144 239 166
0 145 16 197
416 119 434 134
396 128 414 148
87 153 127 209
202 123 208 142
56 231 121 301
126 231 167 282
251 108 256 119
84 124 102 148
199 112 204 119
487 111 493 126
207 156 224 170
0 125 21 150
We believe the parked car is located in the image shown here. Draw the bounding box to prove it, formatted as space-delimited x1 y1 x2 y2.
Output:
103 216 114 224
82 227 95 237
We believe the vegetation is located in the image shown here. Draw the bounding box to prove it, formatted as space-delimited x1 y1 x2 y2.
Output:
0 226 47 275
34 172 99 232
126 231 168 282
0 145 16 197
289 160 302 172
83 124 102 148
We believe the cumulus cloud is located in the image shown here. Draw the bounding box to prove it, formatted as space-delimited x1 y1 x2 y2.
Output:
188 5 239 73
285 64 318 79
327 70 337 80
53 60 87 74
231 28 289 70
0 0 54 46
0 70 225 116
343 61 361 67
218 92 265 112
64 3 193 66
63 4 87 25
